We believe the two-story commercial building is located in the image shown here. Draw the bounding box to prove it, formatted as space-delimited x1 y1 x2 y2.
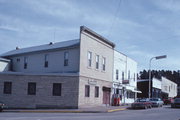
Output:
113 50 138 105
0 26 115 109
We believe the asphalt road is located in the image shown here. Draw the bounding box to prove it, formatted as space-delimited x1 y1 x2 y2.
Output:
0 106 179 120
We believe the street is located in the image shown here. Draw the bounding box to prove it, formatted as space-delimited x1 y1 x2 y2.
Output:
0 106 179 120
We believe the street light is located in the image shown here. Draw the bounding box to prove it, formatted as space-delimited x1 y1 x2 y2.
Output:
148 55 167 99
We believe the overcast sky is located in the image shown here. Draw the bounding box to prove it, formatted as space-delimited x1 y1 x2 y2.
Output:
0 0 180 72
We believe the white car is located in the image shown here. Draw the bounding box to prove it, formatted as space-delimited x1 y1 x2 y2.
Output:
149 98 164 107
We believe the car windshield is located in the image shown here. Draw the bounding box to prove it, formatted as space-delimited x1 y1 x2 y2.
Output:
150 98 158 101
136 99 147 102
174 98 180 102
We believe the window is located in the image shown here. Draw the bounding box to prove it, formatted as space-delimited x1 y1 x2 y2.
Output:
102 57 106 71
122 72 124 80
116 69 119 80
16 58 20 62
134 73 136 81
4 82 12 94
88 51 92 67
28 82 36 95
128 70 130 79
95 55 99 69
44 54 49 68
64 52 69 66
53 83 62 96
95 86 99 97
24 57 28 69
85 85 90 97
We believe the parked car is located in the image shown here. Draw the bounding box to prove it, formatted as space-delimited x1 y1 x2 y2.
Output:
0 102 5 112
131 98 152 109
163 98 174 105
171 98 180 108
149 98 164 107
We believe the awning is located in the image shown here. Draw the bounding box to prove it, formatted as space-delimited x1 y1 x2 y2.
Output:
133 90 142 93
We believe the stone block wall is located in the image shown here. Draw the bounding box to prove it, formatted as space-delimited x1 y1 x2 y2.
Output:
0 74 79 109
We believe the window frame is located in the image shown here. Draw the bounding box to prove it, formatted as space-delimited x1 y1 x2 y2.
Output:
95 55 99 69
85 85 90 97
102 57 106 71
27 82 36 95
53 83 62 96
116 69 119 80
3 82 12 94
44 54 49 68
64 52 69 66
87 51 92 67
95 86 99 98
24 57 28 69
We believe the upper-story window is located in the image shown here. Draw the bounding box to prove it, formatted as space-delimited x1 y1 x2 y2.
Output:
134 73 136 81
24 57 28 69
87 51 92 67
64 52 69 66
116 69 119 80
122 72 124 80
128 70 130 80
102 57 106 71
95 55 99 69
44 54 49 68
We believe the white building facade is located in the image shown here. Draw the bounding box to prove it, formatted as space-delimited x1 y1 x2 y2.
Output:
113 50 138 105
161 77 177 98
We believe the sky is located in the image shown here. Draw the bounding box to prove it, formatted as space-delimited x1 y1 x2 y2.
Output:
0 0 180 72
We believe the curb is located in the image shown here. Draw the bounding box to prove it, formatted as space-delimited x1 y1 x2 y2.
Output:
107 108 127 112
3 108 127 113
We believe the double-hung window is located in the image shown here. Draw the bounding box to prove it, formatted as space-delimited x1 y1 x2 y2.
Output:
102 57 106 71
88 51 92 67
64 52 69 66
24 57 28 69
95 55 99 69
116 69 119 80
44 54 49 68
122 72 124 81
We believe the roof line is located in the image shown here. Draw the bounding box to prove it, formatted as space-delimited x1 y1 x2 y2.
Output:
80 26 115 48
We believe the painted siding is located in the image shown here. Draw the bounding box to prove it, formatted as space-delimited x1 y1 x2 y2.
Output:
0 61 9 72
10 47 80 73
161 77 177 98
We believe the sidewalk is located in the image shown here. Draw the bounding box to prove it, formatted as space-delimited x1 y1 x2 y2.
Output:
3 105 130 113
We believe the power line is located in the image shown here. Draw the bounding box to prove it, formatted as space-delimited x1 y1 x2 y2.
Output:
107 0 122 37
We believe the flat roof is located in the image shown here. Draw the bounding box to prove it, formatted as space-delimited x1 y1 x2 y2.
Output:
80 26 115 48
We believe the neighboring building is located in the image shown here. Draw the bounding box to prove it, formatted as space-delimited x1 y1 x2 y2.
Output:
161 77 177 99
0 58 10 72
0 26 115 108
137 78 162 98
113 50 138 104
177 86 180 97
137 77 177 99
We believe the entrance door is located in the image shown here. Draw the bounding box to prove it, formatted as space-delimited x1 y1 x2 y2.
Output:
103 87 111 105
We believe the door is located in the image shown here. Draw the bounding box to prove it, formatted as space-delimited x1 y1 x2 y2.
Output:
103 87 111 105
